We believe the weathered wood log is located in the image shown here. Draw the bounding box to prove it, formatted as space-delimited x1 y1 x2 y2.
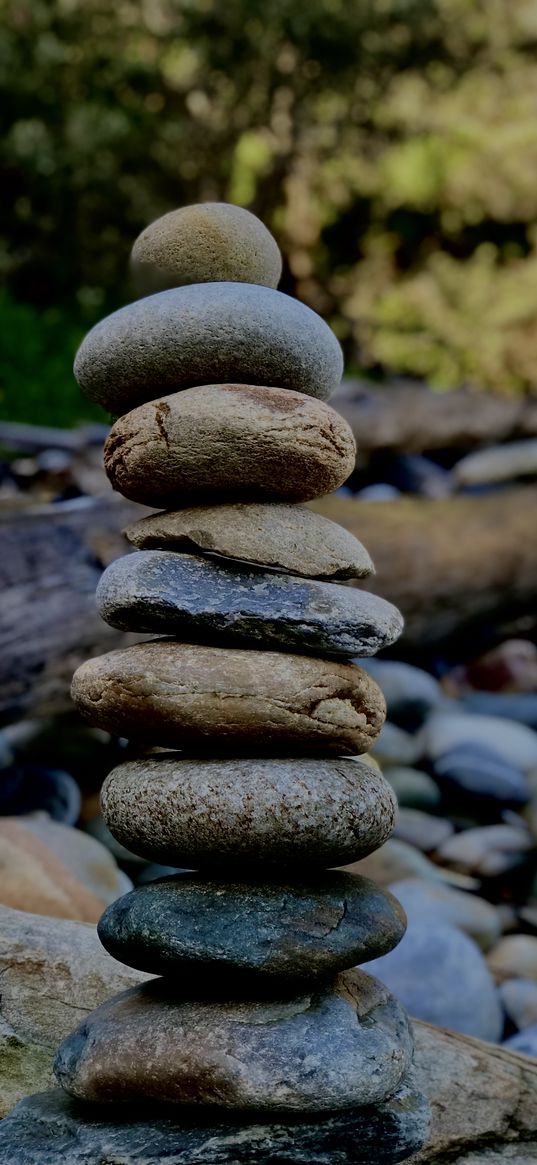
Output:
332 379 537 458
0 904 536 1159
313 488 537 662
0 495 142 723
411 1023 537 1162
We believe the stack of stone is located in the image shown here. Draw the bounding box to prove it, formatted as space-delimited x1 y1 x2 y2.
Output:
37 205 429 1162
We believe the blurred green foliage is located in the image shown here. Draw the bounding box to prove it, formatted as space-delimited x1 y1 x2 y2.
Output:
2 0 537 423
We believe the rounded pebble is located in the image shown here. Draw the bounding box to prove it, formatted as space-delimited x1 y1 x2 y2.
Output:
71 641 386 756
100 754 397 869
97 871 406 981
74 283 344 414
130 202 282 293
366 920 503 1042
104 384 356 508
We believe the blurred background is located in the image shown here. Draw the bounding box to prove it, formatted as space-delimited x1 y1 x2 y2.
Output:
3 0 537 424
3 0 537 1117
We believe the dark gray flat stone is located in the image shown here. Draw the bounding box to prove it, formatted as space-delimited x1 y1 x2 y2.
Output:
96 551 403 658
97 871 407 983
74 282 344 414
0 1081 431 1163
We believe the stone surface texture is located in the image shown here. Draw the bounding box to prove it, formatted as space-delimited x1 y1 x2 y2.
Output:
71 641 386 755
53 970 413 1111
104 384 356 508
0 1079 431 1165
74 283 344 413
100 755 397 868
97 871 407 981
96 550 403 658
123 501 374 580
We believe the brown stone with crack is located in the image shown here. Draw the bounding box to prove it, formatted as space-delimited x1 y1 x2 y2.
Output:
104 384 356 508
71 641 386 755
99 756 397 869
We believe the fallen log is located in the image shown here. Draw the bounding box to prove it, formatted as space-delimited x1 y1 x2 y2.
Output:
0 495 142 723
0 903 536 1161
313 488 537 663
331 379 537 458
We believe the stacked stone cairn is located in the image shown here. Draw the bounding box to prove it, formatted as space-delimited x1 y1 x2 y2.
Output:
41 205 429 1162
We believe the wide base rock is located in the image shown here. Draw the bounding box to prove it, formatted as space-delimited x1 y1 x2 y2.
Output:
0 1077 430 1164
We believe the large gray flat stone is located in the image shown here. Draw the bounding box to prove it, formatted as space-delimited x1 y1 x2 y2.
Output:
0 1079 430 1164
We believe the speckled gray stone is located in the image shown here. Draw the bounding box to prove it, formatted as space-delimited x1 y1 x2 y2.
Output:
96 551 403 658
123 502 374 580
104 384 356 508
71 641 386 756
97 871 407 982
100 755 397 869
74 283 344 414
0 1080 431 1165
130 202 283 293
54 970 414 1111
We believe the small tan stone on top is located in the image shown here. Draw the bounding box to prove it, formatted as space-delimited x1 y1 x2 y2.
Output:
130 202 282 294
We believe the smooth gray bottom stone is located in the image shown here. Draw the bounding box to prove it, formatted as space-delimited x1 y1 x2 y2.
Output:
96 551 403 658
0 1083 431 1164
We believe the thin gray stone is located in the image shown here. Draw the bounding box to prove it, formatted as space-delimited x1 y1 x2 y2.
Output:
74 282 344 413
96 551 403 658
0 1080 431 1164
